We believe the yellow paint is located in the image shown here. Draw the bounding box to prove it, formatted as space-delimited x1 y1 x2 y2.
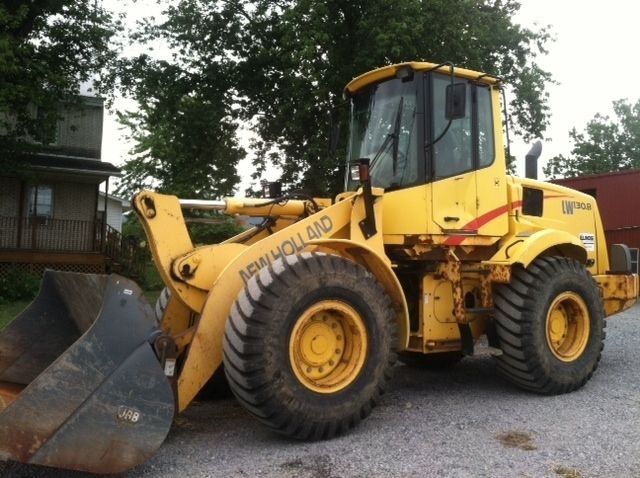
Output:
487 229 586 267
133 191 208 313
381 185 429 235
289 300 367 394
159 293 193 336
171 243 248 291
345 61 500 95
222 197 308 216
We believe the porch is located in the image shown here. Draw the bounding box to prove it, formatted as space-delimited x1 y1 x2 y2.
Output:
0 216 145 279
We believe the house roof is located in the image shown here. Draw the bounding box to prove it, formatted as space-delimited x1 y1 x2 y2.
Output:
23 153 121 177
99 191 131 208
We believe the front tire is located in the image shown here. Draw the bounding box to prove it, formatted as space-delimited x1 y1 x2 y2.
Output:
223 252 397 440
494 256 605 394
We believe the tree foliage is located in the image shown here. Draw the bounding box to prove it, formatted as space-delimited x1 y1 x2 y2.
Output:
118 0 553 197
115 4 245 198
0 0 121 161
116 58 244 198
543 99 640 179
235 0 552 195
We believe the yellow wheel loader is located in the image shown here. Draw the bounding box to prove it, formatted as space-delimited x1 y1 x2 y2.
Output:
0 61 637 474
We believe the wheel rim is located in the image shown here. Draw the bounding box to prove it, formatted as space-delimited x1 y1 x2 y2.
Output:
289 300 368 394
545 292 590 362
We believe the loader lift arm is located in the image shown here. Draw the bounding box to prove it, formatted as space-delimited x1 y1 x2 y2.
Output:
133 189 409 412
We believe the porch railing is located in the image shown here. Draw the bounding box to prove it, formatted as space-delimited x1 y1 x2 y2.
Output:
0 216 146 279
0 216 101 252
101 223 148 279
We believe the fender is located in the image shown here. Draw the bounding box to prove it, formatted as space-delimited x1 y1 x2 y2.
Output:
488 229 587 268
306 238 410 350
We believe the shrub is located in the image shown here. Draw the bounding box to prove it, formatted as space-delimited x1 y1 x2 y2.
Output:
0 267 42 303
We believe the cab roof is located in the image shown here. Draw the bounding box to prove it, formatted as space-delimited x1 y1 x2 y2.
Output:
344 61 501 95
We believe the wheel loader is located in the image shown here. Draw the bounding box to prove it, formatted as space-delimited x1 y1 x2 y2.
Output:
0 61 637 474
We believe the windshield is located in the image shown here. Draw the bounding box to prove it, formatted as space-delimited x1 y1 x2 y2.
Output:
346 77 418 190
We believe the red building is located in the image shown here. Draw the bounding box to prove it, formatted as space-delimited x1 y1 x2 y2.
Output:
552 169 640 272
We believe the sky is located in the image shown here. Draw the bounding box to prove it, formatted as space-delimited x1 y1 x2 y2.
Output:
101 0 640 194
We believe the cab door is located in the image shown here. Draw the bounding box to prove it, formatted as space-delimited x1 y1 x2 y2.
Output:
430 77 508 238
430 75 478 233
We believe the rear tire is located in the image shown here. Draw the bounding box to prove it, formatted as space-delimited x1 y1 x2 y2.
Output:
223 252 397 440
494 256 605 394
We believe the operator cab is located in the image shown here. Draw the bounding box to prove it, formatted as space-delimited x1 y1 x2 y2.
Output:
344 62 507 239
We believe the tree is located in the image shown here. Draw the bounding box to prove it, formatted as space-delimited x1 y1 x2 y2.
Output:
118 0 552 197
235 0 553 195
115 4 245 198
544 99 640 179
0 0 121 164
116 59 244 198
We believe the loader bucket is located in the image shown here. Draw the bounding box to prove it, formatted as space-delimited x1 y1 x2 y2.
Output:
0 271 175 474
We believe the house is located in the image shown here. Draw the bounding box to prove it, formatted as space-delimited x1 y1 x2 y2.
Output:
0 96 142 278
98 192 131 233
552 169 640 273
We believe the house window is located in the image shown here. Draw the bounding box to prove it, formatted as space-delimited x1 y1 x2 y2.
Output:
28 185 54 218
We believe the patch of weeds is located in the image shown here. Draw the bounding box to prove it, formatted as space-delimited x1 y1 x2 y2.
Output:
496 430 537 450
553 464 583 478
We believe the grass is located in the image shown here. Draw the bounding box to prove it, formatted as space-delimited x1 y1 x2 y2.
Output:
0 299 31 330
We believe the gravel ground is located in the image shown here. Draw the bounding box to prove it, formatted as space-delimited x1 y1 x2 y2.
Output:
2 305 639 478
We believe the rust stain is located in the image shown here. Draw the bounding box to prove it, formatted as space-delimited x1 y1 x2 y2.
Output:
0 381 24 411
487 264 511 284
436 249 465 323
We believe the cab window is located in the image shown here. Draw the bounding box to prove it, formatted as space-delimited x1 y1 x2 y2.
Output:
432 76 495 178
433 75 472 179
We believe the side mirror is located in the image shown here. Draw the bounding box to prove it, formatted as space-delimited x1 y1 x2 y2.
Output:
445 83 467 120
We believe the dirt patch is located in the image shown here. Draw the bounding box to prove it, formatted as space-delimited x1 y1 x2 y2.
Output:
280 455 333 478
495 430 537 450
553 464 583 478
